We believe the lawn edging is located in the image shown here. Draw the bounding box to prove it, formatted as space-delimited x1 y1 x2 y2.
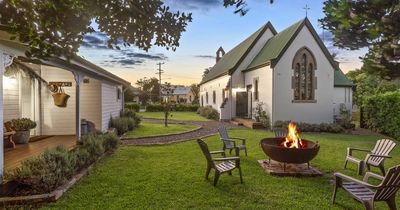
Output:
0 153 110 206
123 131 218 146
121 123 202 140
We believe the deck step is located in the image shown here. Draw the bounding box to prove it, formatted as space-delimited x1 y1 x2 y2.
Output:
232 118 264 129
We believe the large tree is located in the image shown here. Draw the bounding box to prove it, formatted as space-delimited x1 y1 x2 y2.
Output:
136 77 160 104
320 0 400 77
190 83 200 104
0 0 192 59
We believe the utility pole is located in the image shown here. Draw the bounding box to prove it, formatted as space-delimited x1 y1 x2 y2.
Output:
156 62 165 103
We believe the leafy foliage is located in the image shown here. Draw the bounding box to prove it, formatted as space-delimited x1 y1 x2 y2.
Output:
197 106 220 120
122 108 142 126
136 77 160 104
320 0 400 75
363 91 400 140
190 84 200 104
0 0 192 59
109 117 136 135
11 118 37 131
124 103 140 112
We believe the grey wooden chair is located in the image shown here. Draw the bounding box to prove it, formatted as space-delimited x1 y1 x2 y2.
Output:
218 126 247 156
272 128 287 138
344 139 396 175
197 139 243 186
332 164 400 210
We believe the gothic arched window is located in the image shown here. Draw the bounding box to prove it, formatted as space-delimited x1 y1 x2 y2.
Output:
292 47 316 101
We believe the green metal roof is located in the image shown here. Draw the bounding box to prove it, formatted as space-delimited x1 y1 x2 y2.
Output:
200 23 274 84
334 69 354 87
246 19 304 70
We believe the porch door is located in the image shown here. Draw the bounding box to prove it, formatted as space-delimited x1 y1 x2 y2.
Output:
19 74 38 135
236 92 248 117
247 85 252 119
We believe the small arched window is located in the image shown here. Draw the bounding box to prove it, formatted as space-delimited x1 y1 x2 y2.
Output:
292 47 316 101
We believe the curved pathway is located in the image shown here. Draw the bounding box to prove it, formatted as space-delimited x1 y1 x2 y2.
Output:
123 119 239 146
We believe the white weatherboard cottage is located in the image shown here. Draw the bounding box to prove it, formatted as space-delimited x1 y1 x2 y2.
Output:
0 30 130 179
199 18 354 123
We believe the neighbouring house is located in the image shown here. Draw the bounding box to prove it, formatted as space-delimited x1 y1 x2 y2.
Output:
0 30 130 179
162 85 195 104
199 18 354 124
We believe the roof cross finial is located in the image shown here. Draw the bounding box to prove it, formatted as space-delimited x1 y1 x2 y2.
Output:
303 4 310 17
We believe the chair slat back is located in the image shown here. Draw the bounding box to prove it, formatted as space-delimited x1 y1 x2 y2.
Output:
374 165 400 201
367 139 396 165
197 139 214 166
218 127 232 147
273 128 287 138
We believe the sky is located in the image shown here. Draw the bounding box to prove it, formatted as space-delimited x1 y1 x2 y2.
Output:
77 0 366 86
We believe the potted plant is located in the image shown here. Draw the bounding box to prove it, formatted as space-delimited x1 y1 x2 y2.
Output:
11 118 37 144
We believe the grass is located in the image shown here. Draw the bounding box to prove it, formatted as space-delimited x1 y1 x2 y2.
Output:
139 111 210 121
125 122 200 138
43 129 399 210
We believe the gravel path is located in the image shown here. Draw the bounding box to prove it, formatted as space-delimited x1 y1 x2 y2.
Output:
123 119 239 146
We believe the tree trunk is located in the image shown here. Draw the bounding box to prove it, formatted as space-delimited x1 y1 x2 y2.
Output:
359 106 365 128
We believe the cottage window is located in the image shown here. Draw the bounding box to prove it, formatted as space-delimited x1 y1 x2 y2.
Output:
213 91 216 104
254 78 259 101
117 88 121 100
292 47 316 102
206 92 209 104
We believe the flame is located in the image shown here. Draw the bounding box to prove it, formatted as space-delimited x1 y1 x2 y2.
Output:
281 122 307 149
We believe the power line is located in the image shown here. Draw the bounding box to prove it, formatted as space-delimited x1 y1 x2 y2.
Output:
156 62 165 102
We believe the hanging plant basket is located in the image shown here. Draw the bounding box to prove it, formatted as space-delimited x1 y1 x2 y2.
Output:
52 87 70 107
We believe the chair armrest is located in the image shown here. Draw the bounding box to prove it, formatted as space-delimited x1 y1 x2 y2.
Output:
213 157 240 161
368 154 392 159
230 137 246 144
347 147 371 156
210 150 226 157
221 138 236 147
334 172 378 189
363 172 384 183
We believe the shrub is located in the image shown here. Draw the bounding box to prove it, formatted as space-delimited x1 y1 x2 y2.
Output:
110 117 135 135
103 132 120 152
9 146 76 195
197 106 219 120
11 118 37 131
273 121 344 133
122 109 142 126
72 147 91 171
146 104 164 112
81 134 105 164
363 91 400 140
124 103 140 112
174 104 199 112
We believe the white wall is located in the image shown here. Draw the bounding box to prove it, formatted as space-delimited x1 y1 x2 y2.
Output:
199 75 230 119
333 87 352 116
101 82 123 131
3 75 19 121
244 65 273 121
40 66 76 135
81 78 102 130
272 26 335 124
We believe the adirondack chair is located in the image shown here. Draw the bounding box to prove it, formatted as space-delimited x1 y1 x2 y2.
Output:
344 139 396 175
272 128 287 138
218 126 247 156
197 139 243 186
332 165 400 210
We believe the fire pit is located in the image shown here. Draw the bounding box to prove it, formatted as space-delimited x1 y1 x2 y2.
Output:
260 138 320 164
259 122 321 175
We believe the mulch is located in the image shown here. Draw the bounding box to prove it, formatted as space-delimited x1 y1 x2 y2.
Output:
123 119 239 146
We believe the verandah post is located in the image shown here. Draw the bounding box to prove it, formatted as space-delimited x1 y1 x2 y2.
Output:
73 71 84 143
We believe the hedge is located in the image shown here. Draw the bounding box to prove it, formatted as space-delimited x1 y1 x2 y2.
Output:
197 106 219 120
363 91 400 140
125 103 140 112
146 103 200 112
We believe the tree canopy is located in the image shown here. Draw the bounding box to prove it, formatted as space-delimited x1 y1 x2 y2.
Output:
0 0 192 59
320 0 400 77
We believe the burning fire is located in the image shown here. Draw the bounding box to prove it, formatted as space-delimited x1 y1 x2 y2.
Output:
281 122 307 149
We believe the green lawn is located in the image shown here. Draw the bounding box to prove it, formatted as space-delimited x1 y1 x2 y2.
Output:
139 111 210 121
125 122 200 138
43 129 399 210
